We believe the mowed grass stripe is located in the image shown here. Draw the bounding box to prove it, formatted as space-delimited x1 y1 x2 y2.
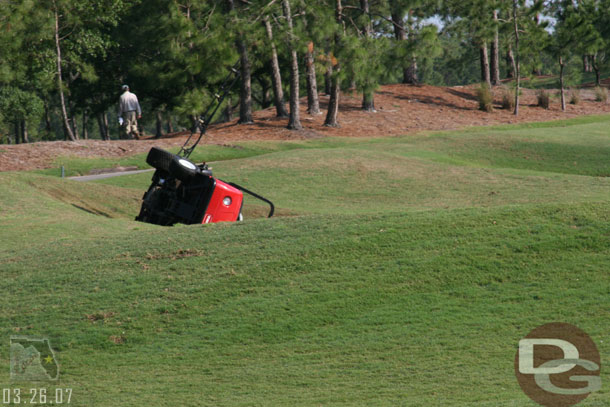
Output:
0 203 609 405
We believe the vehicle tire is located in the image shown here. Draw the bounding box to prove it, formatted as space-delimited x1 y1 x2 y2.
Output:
169 156 201 181
146 147 174 172
237 212 243 221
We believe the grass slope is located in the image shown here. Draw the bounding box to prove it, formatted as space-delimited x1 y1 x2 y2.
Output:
1 116 609 406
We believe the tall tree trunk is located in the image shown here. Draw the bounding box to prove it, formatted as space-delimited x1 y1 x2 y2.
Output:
391 11 412 84
227 0 253 124
21 119 29 143
14 121 20 144
583 55 590 72
53 1 76 141
82 111 88 139
103 112 109 140
324 64 340 127
305 42 321 115
480 42 491 86
513 0 520 116
491 10 500 85
259 78 271 108
324 62 332 94
237 38 253 124
405 14 418 84
263 16 289 118
43 100 52 138
282 0 302 130
97 112 108 140
592 54 601 86
360 0 375 111
166 116 174 133
223 96 234 122
559 56 566 111
155 111 163 138
506 46 516 79
69 105 80 140
324 0 342 127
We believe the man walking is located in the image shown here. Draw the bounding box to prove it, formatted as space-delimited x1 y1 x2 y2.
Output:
118 84 142 139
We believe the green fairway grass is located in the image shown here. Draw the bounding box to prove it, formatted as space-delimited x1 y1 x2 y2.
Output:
2 116 609 406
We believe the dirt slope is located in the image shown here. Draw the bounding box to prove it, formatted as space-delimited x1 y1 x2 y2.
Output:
2 83 609 172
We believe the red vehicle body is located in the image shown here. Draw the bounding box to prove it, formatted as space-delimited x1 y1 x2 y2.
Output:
202 180 243 223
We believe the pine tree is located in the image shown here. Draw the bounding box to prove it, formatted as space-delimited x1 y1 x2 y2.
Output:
282 0 302 130
263 16 289 118
324 0 344 127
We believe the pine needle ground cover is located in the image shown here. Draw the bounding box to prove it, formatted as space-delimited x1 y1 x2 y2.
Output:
1 117 608 406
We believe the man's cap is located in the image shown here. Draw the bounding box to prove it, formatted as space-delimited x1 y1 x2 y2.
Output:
121 84 129 91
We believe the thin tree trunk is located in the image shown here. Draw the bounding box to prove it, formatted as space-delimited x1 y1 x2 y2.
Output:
491 10 500 85
21 119 29 143
257 77 271 108
480 42 491 86
263 16 288 118
69 106 80 140
360 0 375 110
592 54 601 86
404 14 418 84
223 96 234 122
324 65 340 127
237 37 253 124
43 100 52 138
506 46 516 79
103 112 109 140
53 1 76 141
324 62 332 94
305 42 320 115
559 56 566 111
156 110 163 138
166 116 174 133
14 121 20 144
226 0 253 124
391 11 408 82
82 111 88 139
324 0 342 127
282 0 302 130
583 55 590 72
97 112 108 140
513 0 520 116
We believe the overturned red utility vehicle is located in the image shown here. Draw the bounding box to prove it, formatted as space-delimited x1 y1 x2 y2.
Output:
135 63 274 226
135 147 274 226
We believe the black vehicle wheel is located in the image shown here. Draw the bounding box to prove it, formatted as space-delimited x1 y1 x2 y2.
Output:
169 156 201 181
146 147 174 172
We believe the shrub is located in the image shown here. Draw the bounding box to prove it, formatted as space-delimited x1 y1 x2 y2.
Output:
594 86 608 103
501 86 515 111
476 83 494 112
537 90 551 109
569 88 581 105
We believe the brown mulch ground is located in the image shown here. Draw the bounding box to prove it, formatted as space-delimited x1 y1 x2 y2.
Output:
2 83 609 172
